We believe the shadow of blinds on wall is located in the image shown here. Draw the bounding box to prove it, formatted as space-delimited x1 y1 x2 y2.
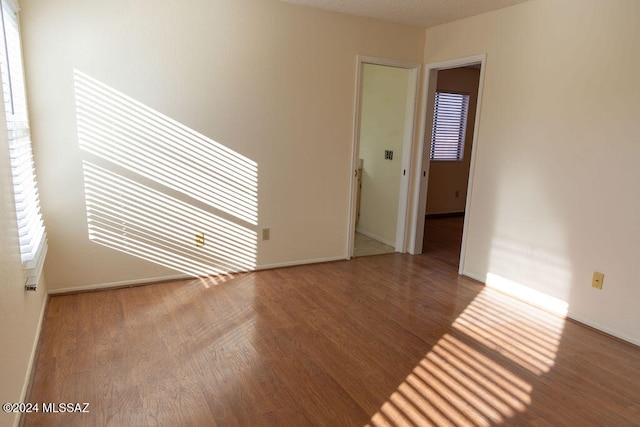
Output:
0 0 47 289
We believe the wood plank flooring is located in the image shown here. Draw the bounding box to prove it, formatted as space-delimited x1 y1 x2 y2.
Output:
24 237 640 425
423 215 465 269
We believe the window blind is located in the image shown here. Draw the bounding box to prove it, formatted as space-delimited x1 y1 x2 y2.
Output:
1 0 47 288
430 92 470 161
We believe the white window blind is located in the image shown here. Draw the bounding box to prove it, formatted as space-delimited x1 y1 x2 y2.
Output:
430 91 470 161
1 0 47 289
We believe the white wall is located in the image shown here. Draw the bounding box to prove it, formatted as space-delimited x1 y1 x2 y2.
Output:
0 127 48 427
425 0 640 343
358 64 411 245
20 0 425 291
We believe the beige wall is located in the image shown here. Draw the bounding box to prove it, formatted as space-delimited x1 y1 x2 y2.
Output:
0 131 48 427
8 0 639 419
426 67 480 214
20 0 425 291
358 64 411 245
6 0 639 413
425 0 640 343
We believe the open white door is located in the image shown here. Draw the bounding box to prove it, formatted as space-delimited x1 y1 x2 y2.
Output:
347 56 421 258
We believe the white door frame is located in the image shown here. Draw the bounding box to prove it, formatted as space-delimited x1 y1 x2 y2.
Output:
347 55 421 259
407 54 486 275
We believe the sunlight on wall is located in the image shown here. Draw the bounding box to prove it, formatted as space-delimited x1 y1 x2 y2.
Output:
368 287 565 426
83 162 257 276
486 237 573 309
75 70 258 277
485 273 568 316
483 161 574 309
74 70 258 225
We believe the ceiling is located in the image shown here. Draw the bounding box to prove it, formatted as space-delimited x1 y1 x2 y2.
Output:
279 0 530 28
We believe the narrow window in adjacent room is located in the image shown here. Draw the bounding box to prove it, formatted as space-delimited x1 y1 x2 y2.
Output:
430 91 470 161
0 0 47 289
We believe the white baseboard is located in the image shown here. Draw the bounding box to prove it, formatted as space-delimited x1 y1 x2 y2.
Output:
566 313 640 347
355 228 395 247
462 271 484 283
48 273 190 295
256 256 347 271
461 270 639 347
47 256 349 295
18 291 49 427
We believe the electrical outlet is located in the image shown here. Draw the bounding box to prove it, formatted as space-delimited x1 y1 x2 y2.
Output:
262 228 270 241
195 233 205 247
592 271 604 290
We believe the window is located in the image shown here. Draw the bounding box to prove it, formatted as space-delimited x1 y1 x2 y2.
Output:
1 0 47 289
430 91 470 161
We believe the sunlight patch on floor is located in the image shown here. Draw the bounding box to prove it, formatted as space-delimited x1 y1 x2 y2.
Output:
368 286 565 426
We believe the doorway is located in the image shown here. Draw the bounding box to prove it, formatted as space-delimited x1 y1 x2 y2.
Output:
409 54 486 274
423 66 481 266
348 57 420 258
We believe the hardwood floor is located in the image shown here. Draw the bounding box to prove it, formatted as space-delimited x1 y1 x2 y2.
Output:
422 215 465 269
24 246 640 425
